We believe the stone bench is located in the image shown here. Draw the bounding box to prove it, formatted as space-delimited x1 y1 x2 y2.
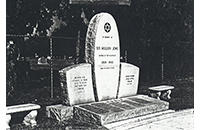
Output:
148 85 174 100
6 103 41 129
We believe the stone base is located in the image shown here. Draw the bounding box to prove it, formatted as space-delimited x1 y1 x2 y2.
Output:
74 95 169 125
105 109 193 130
46 104 73 122
104 109 175 130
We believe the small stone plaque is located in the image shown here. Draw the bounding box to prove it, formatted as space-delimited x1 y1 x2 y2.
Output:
74 95 169 125
59 63 95 105
117 62 140 98
85 12 120 101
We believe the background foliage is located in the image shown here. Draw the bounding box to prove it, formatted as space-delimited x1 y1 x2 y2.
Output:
6 0 193 105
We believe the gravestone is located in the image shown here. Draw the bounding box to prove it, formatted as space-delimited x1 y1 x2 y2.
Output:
85 12 120 101
117 62 140 98
59 63 95 105
74 95 169 125
47 12 171 126
72 12 170 126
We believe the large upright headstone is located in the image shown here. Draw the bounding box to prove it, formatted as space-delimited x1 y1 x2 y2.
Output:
117 62 140 98
85 12 120 101
59 63 95 105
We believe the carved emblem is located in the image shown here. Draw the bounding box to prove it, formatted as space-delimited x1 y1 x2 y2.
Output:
104 22 111 33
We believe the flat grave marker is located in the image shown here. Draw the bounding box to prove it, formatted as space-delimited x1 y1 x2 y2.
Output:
74 95 169 125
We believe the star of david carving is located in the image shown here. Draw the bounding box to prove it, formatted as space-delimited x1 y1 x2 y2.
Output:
104 22 111 33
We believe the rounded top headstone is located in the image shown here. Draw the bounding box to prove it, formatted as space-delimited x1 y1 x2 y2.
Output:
85 12 120 64
85 12 120 101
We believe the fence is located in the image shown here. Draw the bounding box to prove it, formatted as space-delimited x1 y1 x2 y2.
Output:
6 34 193 105
6 34 86 105
125 40 193 93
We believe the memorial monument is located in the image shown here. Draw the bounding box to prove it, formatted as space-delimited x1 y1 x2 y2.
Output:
46 12 170 127
85 12 120 101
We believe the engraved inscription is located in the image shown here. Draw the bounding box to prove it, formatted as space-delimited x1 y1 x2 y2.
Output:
126 75 135 85
72 76 88 93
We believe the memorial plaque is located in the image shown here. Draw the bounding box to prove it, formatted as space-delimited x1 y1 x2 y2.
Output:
85 12 120 101
74 95 169 125
59 63 95 105
117 62 140 98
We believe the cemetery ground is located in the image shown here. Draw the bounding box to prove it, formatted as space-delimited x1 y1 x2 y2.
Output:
7 70 193 129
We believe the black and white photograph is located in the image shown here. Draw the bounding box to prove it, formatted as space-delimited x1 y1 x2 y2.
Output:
6 0 194 129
